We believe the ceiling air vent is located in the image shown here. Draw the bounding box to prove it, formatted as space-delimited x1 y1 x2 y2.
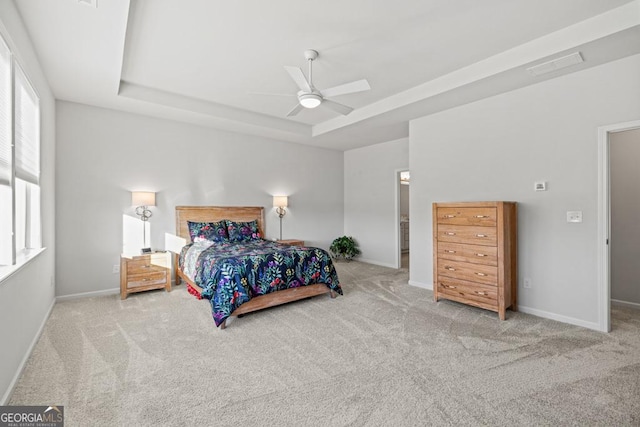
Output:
78 0 97 8
526 52 583 76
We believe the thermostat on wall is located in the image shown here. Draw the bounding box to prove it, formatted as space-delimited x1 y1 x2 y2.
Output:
534 181 547 191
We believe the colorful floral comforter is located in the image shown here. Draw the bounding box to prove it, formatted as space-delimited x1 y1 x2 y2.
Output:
179 239 342 326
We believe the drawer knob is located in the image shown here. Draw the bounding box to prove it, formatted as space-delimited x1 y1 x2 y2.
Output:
475 291 488 296
474 215 489 218
475 253 486 257
142 265 151 268
444 214 456 218
445 250 456 254
142 278 150 281
446 232 456 236
442 284 457 289
445 266 455 271
476 234 487 238
476 272 487 276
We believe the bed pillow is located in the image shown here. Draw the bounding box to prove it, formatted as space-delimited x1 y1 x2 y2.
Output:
226 219 261 242
187 221 229 242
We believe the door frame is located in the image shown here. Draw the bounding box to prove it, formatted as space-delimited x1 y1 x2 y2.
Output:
597 119 640 332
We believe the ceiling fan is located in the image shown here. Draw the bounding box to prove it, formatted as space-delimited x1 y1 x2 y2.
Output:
257 49 371 117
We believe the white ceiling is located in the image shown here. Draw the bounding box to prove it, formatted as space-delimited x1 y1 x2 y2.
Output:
12 0 640 150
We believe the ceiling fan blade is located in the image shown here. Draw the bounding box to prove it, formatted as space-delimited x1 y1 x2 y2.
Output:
248 91 295 97
284 66 311 92
322 99 354 116
321 79 370 98
286 103 304 117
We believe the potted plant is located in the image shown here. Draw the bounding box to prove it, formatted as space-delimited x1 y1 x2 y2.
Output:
329 236 361 261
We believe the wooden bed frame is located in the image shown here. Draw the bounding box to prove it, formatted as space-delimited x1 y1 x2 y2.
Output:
175 206 336 329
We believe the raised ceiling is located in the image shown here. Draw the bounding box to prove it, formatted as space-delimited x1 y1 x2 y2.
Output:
13 0 640 150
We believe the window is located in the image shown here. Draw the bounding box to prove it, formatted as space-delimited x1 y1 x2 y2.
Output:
0 34 41 267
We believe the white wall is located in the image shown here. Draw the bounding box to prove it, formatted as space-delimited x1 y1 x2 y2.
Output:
0 2 56 404
610 128 640 306
400 183 409 218
344 138 409 268
410 54 640 328
56 101 344 297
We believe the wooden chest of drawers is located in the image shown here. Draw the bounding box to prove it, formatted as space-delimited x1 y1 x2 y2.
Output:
433 202 517 320
120 252 171 299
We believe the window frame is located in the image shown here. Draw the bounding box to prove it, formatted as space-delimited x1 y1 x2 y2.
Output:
0 31 43 282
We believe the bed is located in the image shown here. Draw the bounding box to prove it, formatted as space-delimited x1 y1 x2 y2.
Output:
175 206 342 329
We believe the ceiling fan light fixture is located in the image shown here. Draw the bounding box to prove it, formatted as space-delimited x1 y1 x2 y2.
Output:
299 93 322 109
276 49 370 117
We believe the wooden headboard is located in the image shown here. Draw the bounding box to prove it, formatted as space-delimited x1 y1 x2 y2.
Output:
175 206 265 243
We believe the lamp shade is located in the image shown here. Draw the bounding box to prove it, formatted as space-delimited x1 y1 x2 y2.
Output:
132 191 156 207
273 196 288 208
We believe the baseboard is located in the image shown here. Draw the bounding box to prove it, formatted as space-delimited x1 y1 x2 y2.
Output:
56 287 119 301
356 258 397 269
517 305 602 332
409 280 433 291
1 298 55 405
611 299 640 310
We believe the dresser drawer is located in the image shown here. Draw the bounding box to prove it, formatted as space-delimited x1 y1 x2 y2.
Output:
437 259 497 285
437 277 498 308
437 224 497 246
436 207 497 227
437 242 497 266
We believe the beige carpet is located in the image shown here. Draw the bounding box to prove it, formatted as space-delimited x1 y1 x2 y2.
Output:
9 261 640 426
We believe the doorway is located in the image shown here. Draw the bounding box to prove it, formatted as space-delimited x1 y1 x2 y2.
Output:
398 170 410 269
597 120 640 332
610 128 640 308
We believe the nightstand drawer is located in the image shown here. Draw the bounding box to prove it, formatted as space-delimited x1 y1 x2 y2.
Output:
127 255 169 270
127 271 168 289
127 260 168 275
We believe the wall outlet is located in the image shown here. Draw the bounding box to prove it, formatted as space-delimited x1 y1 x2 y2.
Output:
523 277 532 289
112 264 120 274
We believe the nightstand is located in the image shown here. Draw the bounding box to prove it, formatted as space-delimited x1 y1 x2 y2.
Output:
277 239 304 246
120 252 171 299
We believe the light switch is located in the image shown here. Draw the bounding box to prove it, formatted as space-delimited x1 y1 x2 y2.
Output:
567 211 582 223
